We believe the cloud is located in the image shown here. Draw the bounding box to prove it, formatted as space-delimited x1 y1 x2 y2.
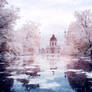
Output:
7 0 92 47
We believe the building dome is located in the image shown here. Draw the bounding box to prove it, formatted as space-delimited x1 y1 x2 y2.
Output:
50 34 57 41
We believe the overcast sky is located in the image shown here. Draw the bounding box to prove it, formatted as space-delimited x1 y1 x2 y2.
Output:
7 0 92 48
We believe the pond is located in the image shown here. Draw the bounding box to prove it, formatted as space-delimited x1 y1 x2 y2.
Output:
0 55 92 92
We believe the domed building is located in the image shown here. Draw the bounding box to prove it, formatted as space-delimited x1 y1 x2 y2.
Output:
46 34 61 55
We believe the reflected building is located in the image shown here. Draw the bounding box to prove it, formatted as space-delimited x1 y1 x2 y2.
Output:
42 34 62 69
39 34 62 69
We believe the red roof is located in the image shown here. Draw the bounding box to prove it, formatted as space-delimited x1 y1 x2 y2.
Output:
50 34 57 41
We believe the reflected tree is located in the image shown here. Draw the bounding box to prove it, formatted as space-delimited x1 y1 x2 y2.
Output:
65 71 92 92
0 58 14 92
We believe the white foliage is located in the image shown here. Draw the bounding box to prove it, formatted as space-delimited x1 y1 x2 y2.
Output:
0 0 18 55
66 10 92 55
14 21 40 56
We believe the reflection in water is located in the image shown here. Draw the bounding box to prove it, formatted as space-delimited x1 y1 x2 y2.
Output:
66 57 92 92
0 57 14 92
65 71 86 92
66 71 92 92
18 79 39 91
0 55 92 92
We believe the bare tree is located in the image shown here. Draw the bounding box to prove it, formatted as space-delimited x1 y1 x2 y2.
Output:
75 10 92 48
66 10 92 55
17 21 40 56
0 0 18 55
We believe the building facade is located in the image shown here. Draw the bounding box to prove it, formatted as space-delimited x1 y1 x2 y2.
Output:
46 34 61 55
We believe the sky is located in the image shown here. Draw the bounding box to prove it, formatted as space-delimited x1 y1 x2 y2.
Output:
7 0 92 48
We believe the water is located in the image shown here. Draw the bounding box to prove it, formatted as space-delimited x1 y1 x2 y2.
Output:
0 55 92 92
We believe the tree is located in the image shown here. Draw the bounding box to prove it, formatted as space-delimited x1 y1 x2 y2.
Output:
74 10 92 47
16 21 40 56
0 0 17 91
66 10 92 55
0 0 18 56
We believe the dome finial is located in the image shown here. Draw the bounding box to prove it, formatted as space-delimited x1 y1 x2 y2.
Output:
50 34 57 41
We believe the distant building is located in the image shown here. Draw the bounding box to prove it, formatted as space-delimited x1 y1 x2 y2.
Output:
39 48 45 54
46 34 61 55
39 34 61 69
